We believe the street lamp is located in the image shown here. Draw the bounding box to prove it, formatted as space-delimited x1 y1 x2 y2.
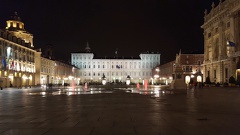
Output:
101 74 106 85
126 75 131 85
156 68 160 72
155 68 160 84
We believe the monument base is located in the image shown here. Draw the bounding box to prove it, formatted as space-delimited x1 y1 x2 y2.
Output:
170 79 186 90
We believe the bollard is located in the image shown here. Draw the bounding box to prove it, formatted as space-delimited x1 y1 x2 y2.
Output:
84 83 88 89
136 83 140 89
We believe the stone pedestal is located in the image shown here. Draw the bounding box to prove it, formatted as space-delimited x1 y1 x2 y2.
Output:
170 79 186 89
170 65 187 90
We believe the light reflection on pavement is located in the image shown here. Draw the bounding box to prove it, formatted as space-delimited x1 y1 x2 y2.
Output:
25 85 183 97
1 86 240 135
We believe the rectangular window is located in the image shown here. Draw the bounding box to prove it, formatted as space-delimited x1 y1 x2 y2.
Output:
214 70 216 78
225 68 228 80
185 66 189 72
183 66 186 71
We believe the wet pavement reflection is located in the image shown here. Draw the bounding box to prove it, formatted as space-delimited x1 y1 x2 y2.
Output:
1 86 240 135
25 85 180 97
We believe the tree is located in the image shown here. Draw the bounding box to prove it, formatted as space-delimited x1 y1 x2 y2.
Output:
229 76 236 84
205 76 211 84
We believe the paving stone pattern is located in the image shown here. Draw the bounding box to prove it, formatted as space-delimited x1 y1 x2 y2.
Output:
0 86 240 135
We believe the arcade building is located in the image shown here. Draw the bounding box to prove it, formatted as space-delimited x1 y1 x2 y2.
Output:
201 0 240 84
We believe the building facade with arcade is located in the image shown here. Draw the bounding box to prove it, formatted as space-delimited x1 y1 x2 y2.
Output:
201 0 240 84
40 56 80 87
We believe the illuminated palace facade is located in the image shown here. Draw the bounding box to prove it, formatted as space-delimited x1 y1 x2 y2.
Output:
0 12 41 87
0 12 80 88
201 0 240 83
71 45 160 83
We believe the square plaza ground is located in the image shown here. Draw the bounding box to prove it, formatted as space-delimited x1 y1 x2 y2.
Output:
0 86 240 135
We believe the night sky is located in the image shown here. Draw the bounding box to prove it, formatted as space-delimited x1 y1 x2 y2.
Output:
0 0 220 64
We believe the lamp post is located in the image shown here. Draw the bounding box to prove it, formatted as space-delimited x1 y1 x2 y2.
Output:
102 74 106 85
155 68 160 85
126 75 131 85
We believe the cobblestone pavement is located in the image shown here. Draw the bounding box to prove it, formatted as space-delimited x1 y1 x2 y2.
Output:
0 86 240 135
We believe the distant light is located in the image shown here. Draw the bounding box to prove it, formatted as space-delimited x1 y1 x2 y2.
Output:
126 80 130 85
185 76 190 84
197 76 202 82
102 80 106 85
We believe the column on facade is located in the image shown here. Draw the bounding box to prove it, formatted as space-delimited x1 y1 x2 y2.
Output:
218 21 223 60
229 13 236 54
235 12 240 52
210 27 214 62
218 21 224 83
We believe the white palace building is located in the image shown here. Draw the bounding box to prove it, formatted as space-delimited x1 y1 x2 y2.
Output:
71 44 160 84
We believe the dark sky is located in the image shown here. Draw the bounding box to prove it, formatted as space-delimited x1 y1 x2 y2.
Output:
0 0 220 64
